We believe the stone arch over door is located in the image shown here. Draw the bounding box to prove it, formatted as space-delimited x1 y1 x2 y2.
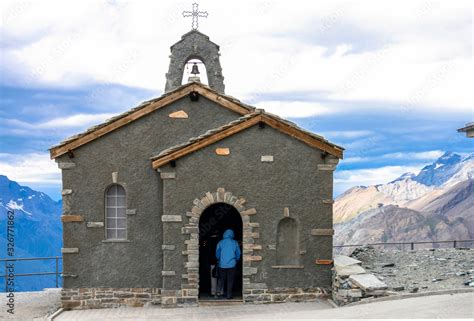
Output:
181 187 264 304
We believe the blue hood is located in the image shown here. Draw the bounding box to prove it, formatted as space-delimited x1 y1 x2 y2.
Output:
216 229 241 268
223 229 234 239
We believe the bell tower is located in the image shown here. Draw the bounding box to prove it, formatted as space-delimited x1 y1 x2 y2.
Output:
165 4 225 94
164 30 225 94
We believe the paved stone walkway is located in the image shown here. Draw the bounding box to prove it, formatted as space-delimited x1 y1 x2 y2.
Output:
55 293 474 320
0 288 61 321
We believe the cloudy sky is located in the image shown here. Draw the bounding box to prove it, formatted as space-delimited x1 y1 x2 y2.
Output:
1 0 472 200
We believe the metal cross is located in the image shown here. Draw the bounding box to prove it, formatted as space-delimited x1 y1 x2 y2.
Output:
182 3 208 30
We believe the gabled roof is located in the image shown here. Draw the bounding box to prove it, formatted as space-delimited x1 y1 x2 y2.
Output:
151 110 344 169
457 122 474 133
49 82 255 159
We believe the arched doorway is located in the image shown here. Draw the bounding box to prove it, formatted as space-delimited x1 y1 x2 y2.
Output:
198 203 242 300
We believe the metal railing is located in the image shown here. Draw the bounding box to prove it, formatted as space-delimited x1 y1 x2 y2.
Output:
334 239 474 251
0 256 62 292
1 239 473 292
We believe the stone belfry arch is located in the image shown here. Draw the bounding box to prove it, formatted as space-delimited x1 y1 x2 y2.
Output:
164 30 225 94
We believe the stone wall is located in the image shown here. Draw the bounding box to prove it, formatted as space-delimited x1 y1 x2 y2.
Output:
332 255 389 305
61 288 161 309
244 287 329 304
62 286 329 309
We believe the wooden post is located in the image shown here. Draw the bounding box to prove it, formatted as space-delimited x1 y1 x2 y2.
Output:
55 256 59 288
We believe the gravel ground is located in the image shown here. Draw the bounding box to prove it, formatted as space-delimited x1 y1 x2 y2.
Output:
0 288 61 321
351 247 474 293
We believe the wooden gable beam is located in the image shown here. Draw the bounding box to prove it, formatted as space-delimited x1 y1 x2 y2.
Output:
50 83 252 159
152 115 262 169
152 113 343 169
193 86 251 115
261 115 344 159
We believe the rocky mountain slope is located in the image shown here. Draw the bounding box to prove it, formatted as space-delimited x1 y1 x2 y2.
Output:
0 175 62 291
334 152 474 246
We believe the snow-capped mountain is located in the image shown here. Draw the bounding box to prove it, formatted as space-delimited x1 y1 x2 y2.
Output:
412 152 471 186
0 175 62 291
334 152 474 247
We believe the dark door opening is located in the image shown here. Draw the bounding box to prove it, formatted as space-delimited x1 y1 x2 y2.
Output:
199 203 243 300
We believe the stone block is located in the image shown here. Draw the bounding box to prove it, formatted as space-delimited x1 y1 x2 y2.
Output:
217 188 225 202
61 248 79 254
205 192 214 204
191 206 202 215
243 267 258 275
161 215 182 222
185 261 199 268
57 162 76 170
161 271 176 276
193 198 205 209
161 245 176 250
317 164 336 171
272 294 290 302
126 209 136 215
241 208 257 216
322 199 334 204
62 300 81 309
334 255 361 267
349 289 362 298
335 264 366 277
247 283 268 290
349 274 387 291
244 255 262 261
261 155 274 162
287 293 319 302
61 189 73 195
86 222 104 228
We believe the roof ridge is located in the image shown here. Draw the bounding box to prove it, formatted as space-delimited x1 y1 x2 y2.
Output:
49 82 254 156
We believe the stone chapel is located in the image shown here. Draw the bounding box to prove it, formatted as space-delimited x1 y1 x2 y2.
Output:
50 29 344 309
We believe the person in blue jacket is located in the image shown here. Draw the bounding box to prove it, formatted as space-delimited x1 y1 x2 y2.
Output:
216 229 241 299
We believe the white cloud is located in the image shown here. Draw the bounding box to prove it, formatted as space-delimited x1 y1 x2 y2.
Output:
322 130 374 139
37 113 115 129
255 101 333 118
0 0 472 116
334 164 422 193
382 150 445 160
0 153 60 185
342 150 444 164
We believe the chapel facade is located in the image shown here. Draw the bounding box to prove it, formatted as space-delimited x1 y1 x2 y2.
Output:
50 30 344 309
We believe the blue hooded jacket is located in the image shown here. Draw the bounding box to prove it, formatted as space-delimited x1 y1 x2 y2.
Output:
216 229 241 268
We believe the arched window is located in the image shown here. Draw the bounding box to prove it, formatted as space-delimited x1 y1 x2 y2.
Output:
105 184 127 240
276 217 299 266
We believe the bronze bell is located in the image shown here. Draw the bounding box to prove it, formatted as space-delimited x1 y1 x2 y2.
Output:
190 63 200 75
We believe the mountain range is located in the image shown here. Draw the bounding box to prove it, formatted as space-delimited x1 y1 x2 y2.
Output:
0 175 62 291
334 152 474 248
